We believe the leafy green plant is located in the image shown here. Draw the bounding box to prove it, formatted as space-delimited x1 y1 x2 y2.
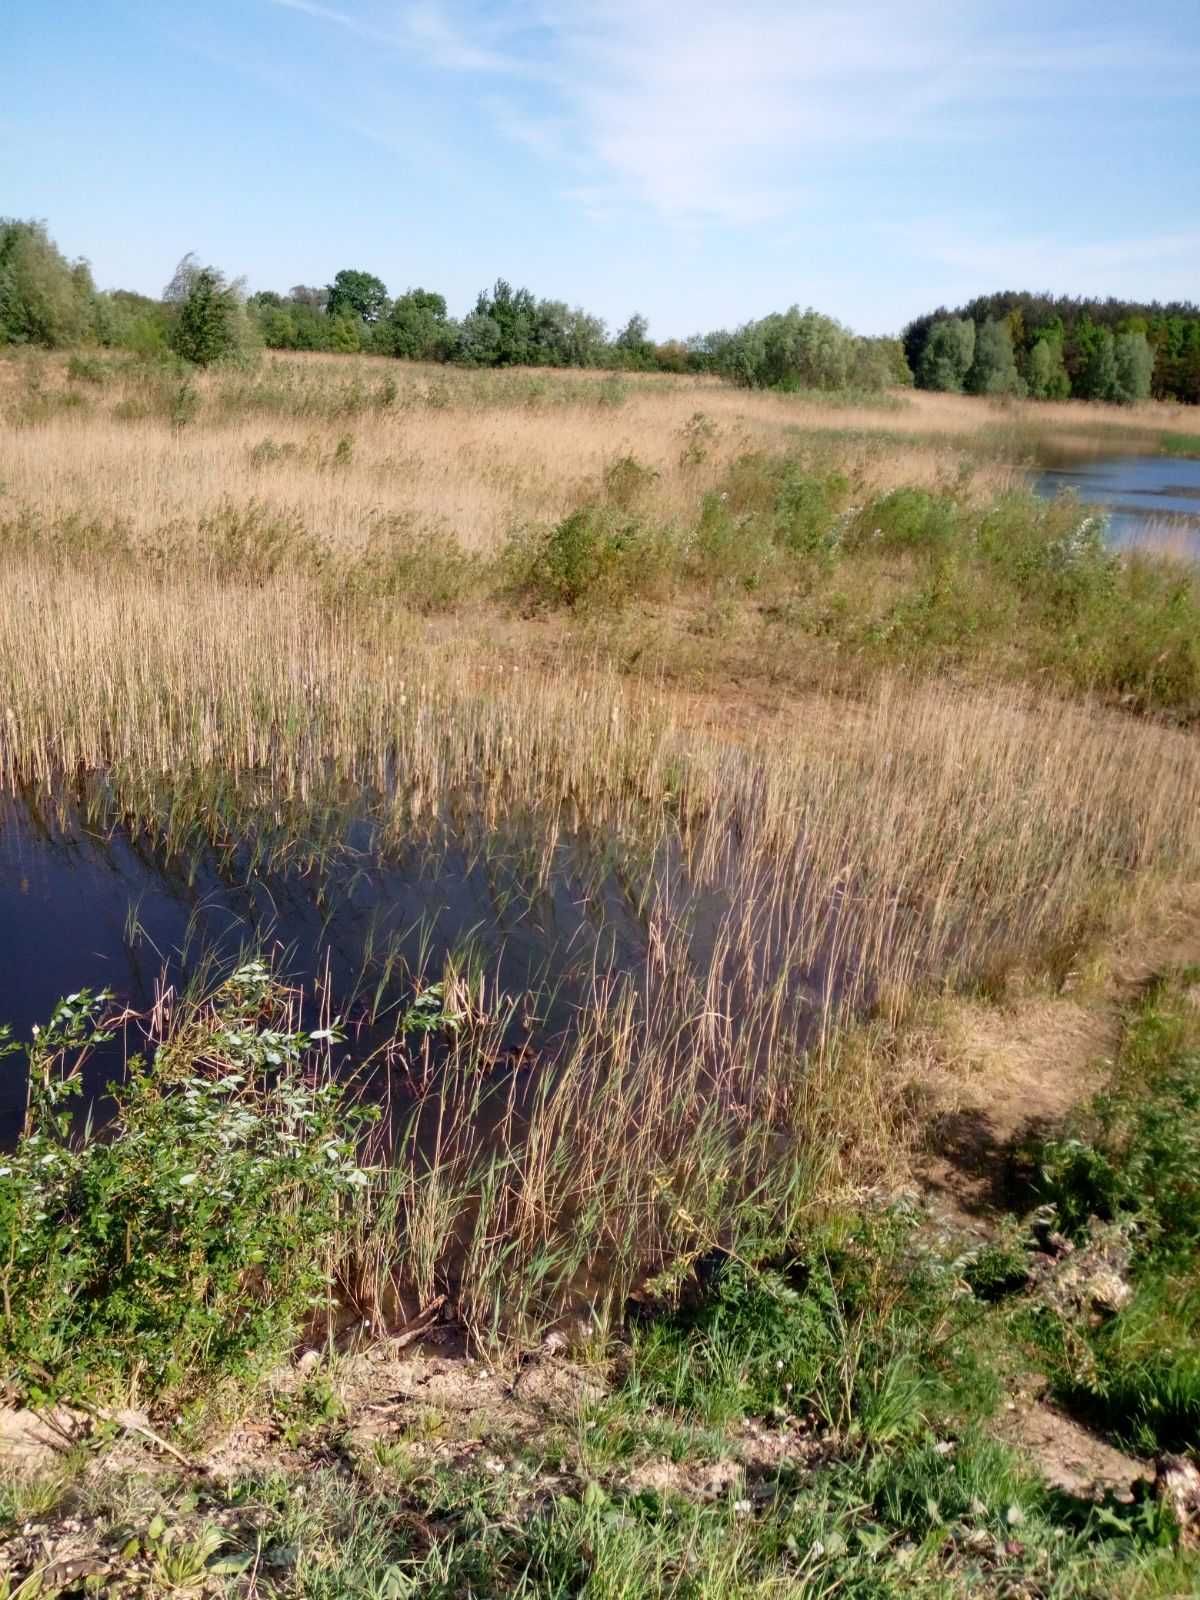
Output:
854 487 958 553
505 504 670 608
603 454 659 510
1021 971 1200 1449
628 1213 968 1442
0 963 370 1405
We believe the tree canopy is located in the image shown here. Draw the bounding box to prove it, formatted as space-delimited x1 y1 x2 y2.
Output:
5 215 1200 405
904 292 1200 404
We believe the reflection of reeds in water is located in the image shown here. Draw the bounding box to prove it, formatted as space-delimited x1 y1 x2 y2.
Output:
1122 516 1200 565
2 563 1197 1337
3 568 1198 1019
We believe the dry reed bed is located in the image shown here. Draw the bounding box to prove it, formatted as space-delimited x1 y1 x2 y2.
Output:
3 349 1198 1329
6 353 1153 562
3 563 1197 1011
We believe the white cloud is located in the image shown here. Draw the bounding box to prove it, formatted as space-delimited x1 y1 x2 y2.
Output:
267 2 1198 229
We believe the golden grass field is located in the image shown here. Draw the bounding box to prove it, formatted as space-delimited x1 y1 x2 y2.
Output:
3 349 1194 561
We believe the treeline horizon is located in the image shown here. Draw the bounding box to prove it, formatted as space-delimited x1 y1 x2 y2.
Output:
3 216 1198 403
904 292 1200 405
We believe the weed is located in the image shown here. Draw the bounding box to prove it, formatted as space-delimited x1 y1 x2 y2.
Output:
0 965 370 1407
1019 971 1200 1450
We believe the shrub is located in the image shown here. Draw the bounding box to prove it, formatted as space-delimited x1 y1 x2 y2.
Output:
65 353 108 385
506 504 670 608
603 453 659 510
167 259 247 367
198 498 315 578
356 514 481 610
0 966 369 1404
853 487 959 553
773 466 849 554
1023 972 1200 1450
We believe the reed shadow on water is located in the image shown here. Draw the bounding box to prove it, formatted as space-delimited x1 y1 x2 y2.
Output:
0 784 837 1144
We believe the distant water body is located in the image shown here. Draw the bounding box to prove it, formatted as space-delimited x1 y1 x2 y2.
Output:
1036 454 1200 552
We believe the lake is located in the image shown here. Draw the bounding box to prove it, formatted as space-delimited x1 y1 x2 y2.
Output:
1037 453 1200 551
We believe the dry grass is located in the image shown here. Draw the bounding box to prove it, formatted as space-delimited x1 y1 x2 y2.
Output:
1 348 1197 1333
7 350 1180 564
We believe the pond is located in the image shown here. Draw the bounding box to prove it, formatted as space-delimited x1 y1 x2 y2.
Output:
1037 453 1200 551
0 789 829 1142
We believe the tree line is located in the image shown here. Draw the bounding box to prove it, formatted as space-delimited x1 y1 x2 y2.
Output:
5 217 1198 404
903 292 1200 405
0 218 909 394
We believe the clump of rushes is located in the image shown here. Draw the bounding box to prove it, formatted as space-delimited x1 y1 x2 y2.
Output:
0 963 369 1408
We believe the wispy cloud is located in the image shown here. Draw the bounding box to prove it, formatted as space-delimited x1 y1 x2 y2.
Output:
903 225 1200 296
268 0 541 74
266 2 1198 228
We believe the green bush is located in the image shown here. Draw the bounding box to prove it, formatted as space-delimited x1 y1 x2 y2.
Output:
356 513 481 609
603 453 659 510
1035 972 1200 1258
505 504 671 608
0 219 95 348
689 492 775 589
1023 971 1200 1449
628 1213 974 1442
854 487 959 553
0 965 369 1404
773 466 849 554
167 260 248 367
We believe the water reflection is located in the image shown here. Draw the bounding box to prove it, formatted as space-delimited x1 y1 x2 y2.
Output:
1037 454 1200 551
0 789 815 1139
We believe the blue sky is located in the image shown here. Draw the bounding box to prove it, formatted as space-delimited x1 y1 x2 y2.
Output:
4 1 1198 336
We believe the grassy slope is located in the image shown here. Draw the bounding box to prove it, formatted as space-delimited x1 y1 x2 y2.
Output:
4 969 1200 1597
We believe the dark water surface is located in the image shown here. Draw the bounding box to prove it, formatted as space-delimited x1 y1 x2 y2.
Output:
0 796 673 1135
1037 454 1200 550
0 792 789 1140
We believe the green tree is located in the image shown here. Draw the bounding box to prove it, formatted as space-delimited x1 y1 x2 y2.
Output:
1026 329 1070 400
1078 328 1119 401
168 262 242 366
328 313 362 353
0 219 95 347
873 336 915 387
917 318 976 392
529 299 606 367
721 307 861 391
967 319 1024 396
613 312 655 369
455 307 503 365
378 287 452 361
93 289 169 355
325 268 389 325
1113 331 1154 404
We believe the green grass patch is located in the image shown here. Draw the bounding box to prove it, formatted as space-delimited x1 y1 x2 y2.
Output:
1019 969 1200 1451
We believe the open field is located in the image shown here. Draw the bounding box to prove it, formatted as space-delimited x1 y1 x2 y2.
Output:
2 350 1200 1594
3 351 1198 560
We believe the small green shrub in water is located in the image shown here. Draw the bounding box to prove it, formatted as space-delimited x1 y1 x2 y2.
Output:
0 963 370 1405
